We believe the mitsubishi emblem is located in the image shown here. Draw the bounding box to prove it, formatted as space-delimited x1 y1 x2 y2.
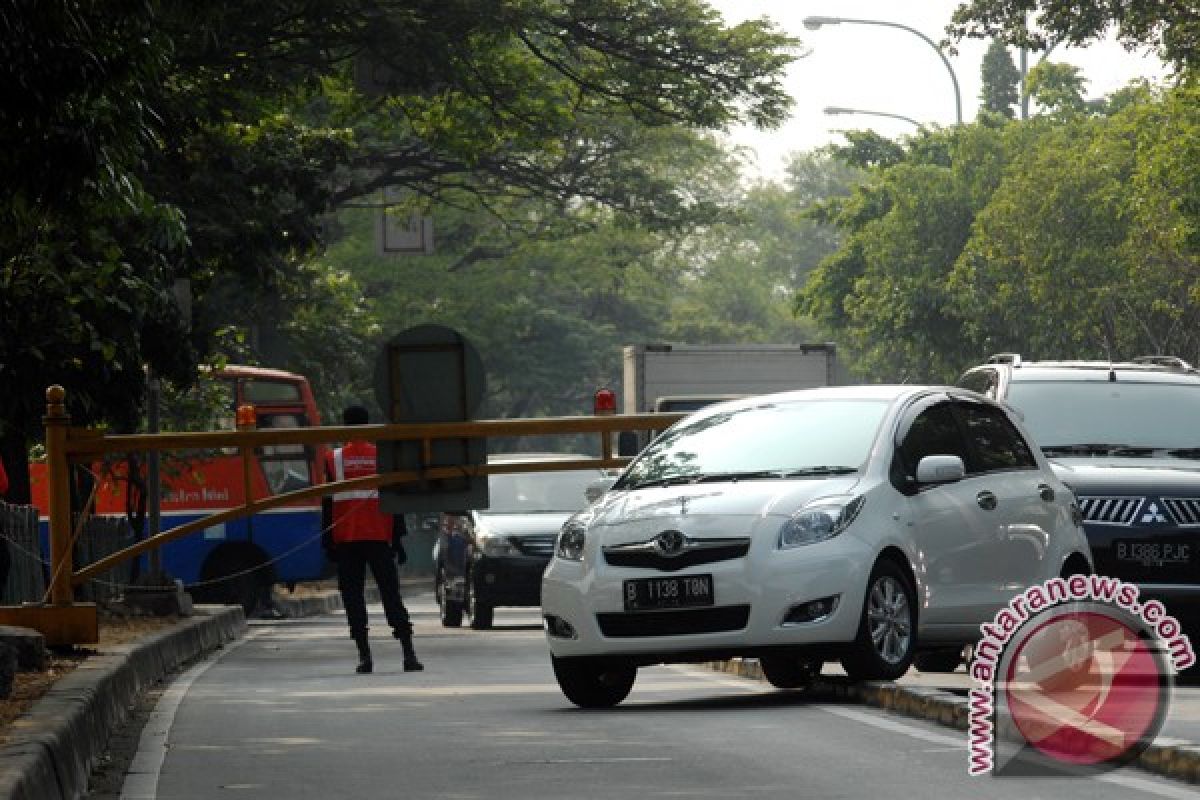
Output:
1140 501 1169 524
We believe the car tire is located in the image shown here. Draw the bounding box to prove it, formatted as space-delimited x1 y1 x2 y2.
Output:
470 602 494 630
760 655 820 689
551 656 637 709
842 559 917 682
466 579 493 630
913 648 963 674
437 566 463 628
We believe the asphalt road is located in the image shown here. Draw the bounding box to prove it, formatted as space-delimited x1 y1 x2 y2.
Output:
98 594 1200 800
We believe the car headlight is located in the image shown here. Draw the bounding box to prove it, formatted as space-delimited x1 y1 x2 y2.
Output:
778 495 865 549
556 519 587 561
478 531 519 557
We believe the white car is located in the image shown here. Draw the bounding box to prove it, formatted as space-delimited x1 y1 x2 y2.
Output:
541 385 1093 707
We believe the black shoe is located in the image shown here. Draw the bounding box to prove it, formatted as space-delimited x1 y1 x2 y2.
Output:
356 658 374 674
403 657 424 672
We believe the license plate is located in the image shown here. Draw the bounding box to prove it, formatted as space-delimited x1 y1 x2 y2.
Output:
1115 540 1193 567
623 574 713 611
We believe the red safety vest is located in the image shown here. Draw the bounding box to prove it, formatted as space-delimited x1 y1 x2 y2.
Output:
324 441 391 544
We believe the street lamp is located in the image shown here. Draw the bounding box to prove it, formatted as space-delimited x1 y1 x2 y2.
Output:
824 106 921 128
804 15 963 126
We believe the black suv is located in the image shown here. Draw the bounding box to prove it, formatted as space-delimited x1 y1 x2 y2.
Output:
958 354 1200 623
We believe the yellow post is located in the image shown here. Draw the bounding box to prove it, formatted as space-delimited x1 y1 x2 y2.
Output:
44 385 74 606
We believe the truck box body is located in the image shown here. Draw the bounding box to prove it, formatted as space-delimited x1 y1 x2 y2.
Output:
621 343 838 415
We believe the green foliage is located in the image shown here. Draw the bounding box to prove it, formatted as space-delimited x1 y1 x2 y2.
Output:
0 0 801 496
800 82 1200 383
1025 62 1088 114
947 0 1198 75
980 39 1021 118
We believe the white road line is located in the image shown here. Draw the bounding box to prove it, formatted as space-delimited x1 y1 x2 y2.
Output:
119 632 259 800
675 665 1199 799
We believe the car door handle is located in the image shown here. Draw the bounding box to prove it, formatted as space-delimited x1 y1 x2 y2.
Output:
1038 483 1056 502
977 491 997 511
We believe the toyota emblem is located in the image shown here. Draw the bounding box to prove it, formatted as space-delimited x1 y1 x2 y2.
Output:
654 529 687 556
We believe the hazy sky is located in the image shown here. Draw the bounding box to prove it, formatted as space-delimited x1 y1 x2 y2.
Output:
708 0 1169 180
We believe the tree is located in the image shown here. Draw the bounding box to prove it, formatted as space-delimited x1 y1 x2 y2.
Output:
1 1 801 498
1025 62 1088 114
947 0 1198 75
980 39 1021 118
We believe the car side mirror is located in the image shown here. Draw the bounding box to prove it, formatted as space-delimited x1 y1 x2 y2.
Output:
916 455 966 485
585 477 616 504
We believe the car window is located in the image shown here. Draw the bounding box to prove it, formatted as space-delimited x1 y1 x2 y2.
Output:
898 403 967 475
487 469 604 513
958 368 998 399
956 403 1037 473
1005 380 1200 450
619 398 889 486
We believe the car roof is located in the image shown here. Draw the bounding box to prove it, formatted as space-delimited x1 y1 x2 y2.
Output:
705 384 962 409
988 362 1200 384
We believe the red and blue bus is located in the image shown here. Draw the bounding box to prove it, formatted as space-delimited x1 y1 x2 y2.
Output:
32 365 332 613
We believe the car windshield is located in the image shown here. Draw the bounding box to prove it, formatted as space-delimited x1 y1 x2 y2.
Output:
616 398 889 489
486 468 604 513
1007 380 1200 451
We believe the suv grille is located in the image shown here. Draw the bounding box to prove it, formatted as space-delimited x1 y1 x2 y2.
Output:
1162 498 1200 527
514 534 558 557
1077 496 1143 525
596 605 751 637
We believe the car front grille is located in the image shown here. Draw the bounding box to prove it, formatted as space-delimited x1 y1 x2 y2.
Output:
602 537 751 572
514 534 558 557
596 605 751 637
1161 498 1200 527
1077 496 1144 525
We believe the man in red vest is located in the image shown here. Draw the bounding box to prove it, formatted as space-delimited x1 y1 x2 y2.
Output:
322 405 423 674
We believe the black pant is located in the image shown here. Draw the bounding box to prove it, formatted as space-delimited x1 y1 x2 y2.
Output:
335 541 412 639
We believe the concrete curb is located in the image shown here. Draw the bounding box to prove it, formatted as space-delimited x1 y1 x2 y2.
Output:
0 607 245 800
707 658 1200 785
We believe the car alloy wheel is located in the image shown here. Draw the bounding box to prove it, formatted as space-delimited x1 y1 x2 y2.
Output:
842 560 916 681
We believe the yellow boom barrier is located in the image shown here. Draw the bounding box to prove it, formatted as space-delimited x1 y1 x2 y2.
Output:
9 385 685 645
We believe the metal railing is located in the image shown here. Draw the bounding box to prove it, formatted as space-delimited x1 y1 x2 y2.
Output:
36 384 683 641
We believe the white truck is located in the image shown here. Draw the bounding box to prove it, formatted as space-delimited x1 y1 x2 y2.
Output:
621 342 840 415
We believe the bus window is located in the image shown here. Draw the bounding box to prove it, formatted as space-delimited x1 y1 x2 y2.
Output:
244 379 302 404
259 413 312 494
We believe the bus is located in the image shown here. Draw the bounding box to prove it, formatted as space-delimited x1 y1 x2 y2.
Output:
31 365 332 614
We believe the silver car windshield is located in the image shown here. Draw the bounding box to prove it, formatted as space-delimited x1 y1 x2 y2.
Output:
487 469 604 513
618 398 889 489
1007 380 1200 451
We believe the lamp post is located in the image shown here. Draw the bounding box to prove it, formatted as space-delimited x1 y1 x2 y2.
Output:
804 15 963 126
824 106 921 128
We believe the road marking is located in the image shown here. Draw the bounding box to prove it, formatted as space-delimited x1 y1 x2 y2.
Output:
676 665 1196 799
120 631 259 800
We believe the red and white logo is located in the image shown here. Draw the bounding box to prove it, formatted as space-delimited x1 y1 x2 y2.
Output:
1000 607 1169 770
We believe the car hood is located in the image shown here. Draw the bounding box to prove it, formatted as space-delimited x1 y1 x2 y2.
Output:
1049 457 1200 494
478 512 574 537
589 477 861 533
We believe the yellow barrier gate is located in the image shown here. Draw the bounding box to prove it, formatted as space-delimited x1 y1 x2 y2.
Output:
4 385 684 645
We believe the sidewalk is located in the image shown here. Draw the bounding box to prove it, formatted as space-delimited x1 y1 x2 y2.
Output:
707 658 1200 785
0 576 433 800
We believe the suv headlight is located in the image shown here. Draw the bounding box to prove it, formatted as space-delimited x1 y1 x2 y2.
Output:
556 519 587 561
778 495 865 549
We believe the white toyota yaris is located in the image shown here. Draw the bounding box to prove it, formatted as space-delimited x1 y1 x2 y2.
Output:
541 385 1093 707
